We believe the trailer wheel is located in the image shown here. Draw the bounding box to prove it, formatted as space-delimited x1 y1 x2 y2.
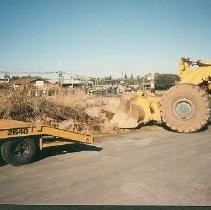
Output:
1 137 37 166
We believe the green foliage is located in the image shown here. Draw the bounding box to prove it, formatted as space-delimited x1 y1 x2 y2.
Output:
155 73 180 90
11 76 20 81
136 76 143 85
4 73 10 79
126 80 135 86
130 74 134 80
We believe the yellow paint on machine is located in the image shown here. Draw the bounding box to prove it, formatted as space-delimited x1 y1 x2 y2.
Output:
0 119 93 150
112 58 211 129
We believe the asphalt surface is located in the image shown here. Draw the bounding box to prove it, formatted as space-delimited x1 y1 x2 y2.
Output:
0 125 211 205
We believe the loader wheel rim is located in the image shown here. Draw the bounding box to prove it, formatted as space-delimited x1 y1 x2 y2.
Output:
173 99 194 120
11 140 30 157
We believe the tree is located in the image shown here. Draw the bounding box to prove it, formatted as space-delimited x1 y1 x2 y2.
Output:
154 73 180 90
130 74 134 80
11 76 20 81
3 73 10 79
136 75 142 85
124 73 128 80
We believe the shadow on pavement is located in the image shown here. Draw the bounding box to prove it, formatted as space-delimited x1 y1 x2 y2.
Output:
0 143 102 167
0 155 6 167
160 121 211 133
34 143 103 163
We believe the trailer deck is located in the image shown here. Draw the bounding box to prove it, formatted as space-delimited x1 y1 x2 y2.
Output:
0 119 94 165
0 119 93 143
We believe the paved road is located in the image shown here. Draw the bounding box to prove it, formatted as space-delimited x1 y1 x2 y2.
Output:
0 125 211 205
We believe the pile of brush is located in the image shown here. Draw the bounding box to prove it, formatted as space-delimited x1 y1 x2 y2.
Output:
0 88 113 134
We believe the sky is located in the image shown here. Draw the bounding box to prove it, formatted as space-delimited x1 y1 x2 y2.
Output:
0 0 211 78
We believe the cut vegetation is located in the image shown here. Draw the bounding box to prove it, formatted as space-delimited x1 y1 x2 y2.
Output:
0 88 118 135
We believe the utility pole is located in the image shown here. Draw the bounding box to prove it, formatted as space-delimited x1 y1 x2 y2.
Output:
58 59 63 85
142 76 145 90
121 68 124 79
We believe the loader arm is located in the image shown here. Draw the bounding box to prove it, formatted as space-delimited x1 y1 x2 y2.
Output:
179 59 211 85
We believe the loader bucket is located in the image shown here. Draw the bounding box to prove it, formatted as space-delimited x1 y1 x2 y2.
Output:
111 94 144 128
111 92 161 129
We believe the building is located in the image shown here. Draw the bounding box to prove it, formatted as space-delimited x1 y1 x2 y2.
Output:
11 77 50 89
62 78 93 88
0 78 9 83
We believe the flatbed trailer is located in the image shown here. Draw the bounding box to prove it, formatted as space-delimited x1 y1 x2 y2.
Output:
0 119 93 166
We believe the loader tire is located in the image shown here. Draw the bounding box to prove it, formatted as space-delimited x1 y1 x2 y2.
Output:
160 84 210 133
1 137 37 166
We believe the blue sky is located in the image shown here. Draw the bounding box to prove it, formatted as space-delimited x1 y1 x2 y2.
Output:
0 0 211 77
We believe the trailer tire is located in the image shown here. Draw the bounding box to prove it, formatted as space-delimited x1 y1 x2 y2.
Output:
1 137 37 166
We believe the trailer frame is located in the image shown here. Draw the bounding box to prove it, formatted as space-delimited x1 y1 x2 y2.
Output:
0 119 93 165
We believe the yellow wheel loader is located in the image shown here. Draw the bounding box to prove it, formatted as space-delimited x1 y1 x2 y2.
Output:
112 58 211 133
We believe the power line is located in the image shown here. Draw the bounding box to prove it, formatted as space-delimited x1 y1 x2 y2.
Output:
0 69 93 81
